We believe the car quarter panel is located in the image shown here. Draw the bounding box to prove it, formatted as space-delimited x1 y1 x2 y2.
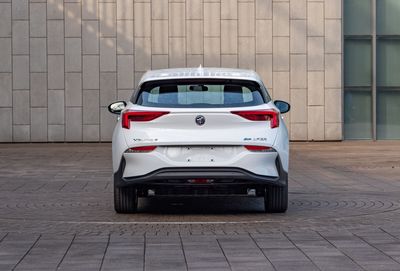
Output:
112 121 129 172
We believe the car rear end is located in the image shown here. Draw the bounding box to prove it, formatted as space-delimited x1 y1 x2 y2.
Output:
111 69 289 213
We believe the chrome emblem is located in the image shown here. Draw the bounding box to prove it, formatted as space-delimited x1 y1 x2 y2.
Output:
195 115 206 126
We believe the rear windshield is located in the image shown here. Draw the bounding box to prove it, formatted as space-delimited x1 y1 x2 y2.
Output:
134 79 269 108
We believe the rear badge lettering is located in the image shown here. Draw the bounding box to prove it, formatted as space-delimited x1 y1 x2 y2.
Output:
195 115 206 126
244 137 267 141
133 138 158 142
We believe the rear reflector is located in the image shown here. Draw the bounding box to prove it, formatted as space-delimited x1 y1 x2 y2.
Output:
125 146 157 153
188 178 214 184
231 110 279 128
122 111 169 129
244 145 273 152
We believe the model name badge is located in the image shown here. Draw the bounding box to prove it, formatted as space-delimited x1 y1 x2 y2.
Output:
133 138 158 142
244 137 267 141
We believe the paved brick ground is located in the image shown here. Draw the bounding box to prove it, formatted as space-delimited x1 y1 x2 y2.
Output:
0 142 400 270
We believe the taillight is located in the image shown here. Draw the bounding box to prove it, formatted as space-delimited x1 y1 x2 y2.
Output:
244 145 273 152
125 146 157 153
231 110 279 128
122 111 169 129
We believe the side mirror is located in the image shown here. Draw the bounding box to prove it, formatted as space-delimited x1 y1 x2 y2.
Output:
108 101 127 115
274 100 290 114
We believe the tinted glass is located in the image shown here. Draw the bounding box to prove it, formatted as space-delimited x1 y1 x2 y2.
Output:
377 0 400 35
344 90 372 139
344 0 372 35
377 39 400 87
136 80 267 108
377 90 400 139
344 39 372 87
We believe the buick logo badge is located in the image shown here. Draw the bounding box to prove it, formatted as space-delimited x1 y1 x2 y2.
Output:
195 115 206 126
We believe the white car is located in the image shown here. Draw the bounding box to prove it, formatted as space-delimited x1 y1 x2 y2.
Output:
108 67 290 213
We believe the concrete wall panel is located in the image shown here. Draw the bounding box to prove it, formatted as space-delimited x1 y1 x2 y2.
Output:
1 0 343 142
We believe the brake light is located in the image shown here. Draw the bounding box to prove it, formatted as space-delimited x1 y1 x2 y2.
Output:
244 145 273 152
231 110 279 128
122 111 169 129
125 146 157 153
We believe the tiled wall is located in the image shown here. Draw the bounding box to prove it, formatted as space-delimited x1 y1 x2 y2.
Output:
0 0 342 142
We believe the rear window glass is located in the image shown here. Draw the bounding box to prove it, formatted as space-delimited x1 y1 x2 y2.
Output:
135 80 268 108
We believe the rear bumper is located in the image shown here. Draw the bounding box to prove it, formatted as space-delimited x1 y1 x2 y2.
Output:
114 156 288 190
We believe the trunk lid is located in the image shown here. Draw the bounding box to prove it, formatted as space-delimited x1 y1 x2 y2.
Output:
121 103 279 147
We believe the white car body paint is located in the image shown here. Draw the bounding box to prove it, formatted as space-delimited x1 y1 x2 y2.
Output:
111 67 289 181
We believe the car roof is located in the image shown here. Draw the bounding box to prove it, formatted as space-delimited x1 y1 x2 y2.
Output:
138 67 265 87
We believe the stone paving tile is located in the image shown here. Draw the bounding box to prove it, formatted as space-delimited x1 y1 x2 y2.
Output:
287 232 363 271
252 234 294 250
216 236 275 271
14 234 74 271
182 242 230 270
0 233 40 271
272 261 320 271
101 235 144 271
0 142 400 269
56 235 109 271
320 231 400 270
145 246 187 270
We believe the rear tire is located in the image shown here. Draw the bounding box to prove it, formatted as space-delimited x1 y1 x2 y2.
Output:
114 183 138 213
264 184 288 213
